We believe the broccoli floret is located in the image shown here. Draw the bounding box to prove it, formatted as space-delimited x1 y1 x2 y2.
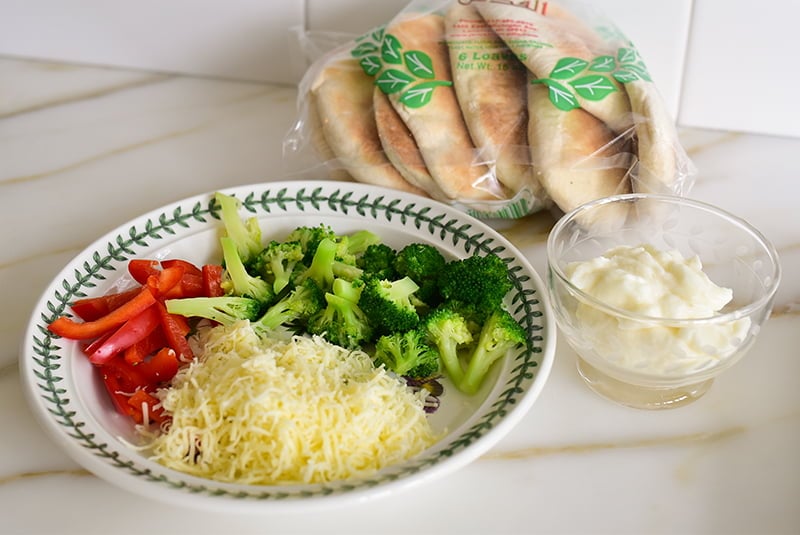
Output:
438 253 512 316
394 243 446 304
260 240 304 293
331 260 364 282
423 306 474 385
220 236 275 304
440 299 486 336
285 224 337 263
215 192 262 265
373 329 440 379
358 243 398 280
293 236 365 289
307 286 373 349
294 237 338 290
358 276 421 334
251 278 325 336
165 296 261 326
331 277 364 303
342 229 382 257
334 229 382 264
459 308 527 395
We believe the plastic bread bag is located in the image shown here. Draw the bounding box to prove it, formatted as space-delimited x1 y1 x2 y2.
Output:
283 0 696 219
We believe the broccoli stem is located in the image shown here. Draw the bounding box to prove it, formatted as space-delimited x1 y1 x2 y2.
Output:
215 192 262 263
459 310 525 395
460 350 498 395
437 337 465 385
385 276 419 303
253 301 292 333
220 236 273 303
165 296 260 326
296 237 337 289
331 261 363 282
331 278 363 303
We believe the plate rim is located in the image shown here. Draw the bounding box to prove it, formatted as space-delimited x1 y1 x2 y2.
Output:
20 180 556 511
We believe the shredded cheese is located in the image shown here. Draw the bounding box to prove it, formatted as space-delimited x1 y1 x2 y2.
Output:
144 321 438 485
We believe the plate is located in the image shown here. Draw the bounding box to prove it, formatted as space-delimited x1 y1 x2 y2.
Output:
20 180 555 512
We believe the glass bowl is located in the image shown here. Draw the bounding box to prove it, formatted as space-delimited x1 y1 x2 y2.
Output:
546 193 781 409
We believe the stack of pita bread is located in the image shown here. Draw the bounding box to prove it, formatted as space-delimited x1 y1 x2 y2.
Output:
298 0 694 217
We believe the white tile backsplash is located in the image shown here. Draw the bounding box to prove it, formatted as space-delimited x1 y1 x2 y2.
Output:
1 0 797 137
306 0 407 35
593 0 692 125
679 0 800 138
0 0 304 84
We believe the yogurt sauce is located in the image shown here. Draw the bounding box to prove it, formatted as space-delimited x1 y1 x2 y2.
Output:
564 244 751 377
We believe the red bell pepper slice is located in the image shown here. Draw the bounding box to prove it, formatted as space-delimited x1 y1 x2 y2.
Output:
146 265 185 298
101 368 135 417
135 347 180 385
100 357 149 410
48 287 157 340
127 389 167 425
156 302 193 360
123 328 167 365
81 330 113 357
161 259 202 278
87 305 161 365
202 264 225 297
101 350 175 422
175 273 204 299
128 259 162 285
70 287 141 322
160 273 203 300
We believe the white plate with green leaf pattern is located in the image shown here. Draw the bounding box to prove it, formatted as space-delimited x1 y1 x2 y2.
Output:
20 181 555 512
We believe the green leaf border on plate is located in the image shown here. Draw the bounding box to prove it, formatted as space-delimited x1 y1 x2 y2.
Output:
28 185 547 503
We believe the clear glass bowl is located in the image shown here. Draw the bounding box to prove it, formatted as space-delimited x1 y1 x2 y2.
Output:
546 194 781 409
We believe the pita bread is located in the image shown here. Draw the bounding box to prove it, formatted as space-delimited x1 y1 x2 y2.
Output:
485 1 683 194
540 3 683 194
381 14 501 201
311 56 427 196
623 80 681 194
527 77 632 215
373 87 449 201
444 2 545 204
306 91 352 182
475 2 633 134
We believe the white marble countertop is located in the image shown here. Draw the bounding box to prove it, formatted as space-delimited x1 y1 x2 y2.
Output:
1 56 799 535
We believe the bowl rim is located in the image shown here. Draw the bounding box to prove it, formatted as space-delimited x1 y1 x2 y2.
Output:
20 179 556 511
546 193 782 325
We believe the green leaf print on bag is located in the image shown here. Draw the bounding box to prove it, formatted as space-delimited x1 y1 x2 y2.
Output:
550 57 589 80
617 47 640 64
359 55 382 76
589 55 616 72
404 51 435 79
625 62 652 82
531 46 651 111
376 69 415 94
351 28 451 109
399 80 452 108
616 47 651 81
613 70 638 84
570 75 617 101
351 41 378 58
531 79 580 111
381 34 403 64
352 25 387 74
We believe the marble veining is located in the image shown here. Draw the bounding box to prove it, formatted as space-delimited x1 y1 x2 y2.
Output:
1 56 798 534
484 425 749 460
0 71 170 120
